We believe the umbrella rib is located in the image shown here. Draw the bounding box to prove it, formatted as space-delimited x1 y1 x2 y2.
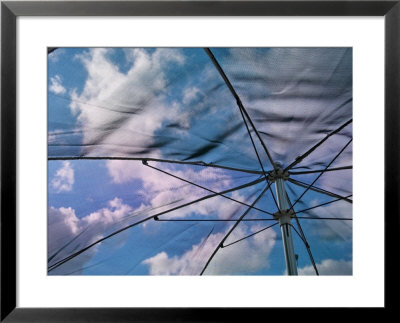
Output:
236 95 271 180
204 48 276 169
288 178 353 204
267 178 280 209
49 92 144 115
48 156 264 176
288 223 319 275
199 183 271 275
296 216 352 220
222 222 279 248
182 226 215 275
144 161 274 216
290 138 353 211
48 47 58 54
48 177 265 272
289 165 352 175
284 119 352 172
47 227 89 263
296 194 353 214
154 218 277 222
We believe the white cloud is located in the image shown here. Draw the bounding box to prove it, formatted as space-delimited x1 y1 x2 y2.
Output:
67 48 260 170
182 86 201 104
48 206 80 240
49 159 260 274
81 197 133 227
142 223 277 275
69 48 186 157
51 161 74 192
142 252 183 275
106 160 250 221
48 197 133 273
49 75 66 95
298 258 352 275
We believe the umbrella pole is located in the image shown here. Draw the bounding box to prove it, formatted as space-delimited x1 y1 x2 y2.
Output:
274 175 298 275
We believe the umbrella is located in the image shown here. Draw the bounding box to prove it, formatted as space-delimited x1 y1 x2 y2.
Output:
48 47 352 275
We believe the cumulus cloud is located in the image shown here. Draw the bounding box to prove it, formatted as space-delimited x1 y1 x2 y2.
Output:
107 160 232 191
298 258 352 275
49 158 260 274
106 160 269 275
81 197 133 227
60 48 260 171
182 86 201 105
48 197 133 273
69 48 186 157
51 161 74 192
142 223 277 275
48 206 80 241
49 75 67 95
106 160 254 221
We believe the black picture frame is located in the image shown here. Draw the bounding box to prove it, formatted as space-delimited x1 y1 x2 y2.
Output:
1 1 399 321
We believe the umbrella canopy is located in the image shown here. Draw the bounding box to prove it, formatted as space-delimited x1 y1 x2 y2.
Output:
48 47 352 275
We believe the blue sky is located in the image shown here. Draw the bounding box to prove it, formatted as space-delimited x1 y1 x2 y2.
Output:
48 48 352 275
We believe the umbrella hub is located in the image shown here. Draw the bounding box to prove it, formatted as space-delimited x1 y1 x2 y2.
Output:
267 164 290 182
273 209 295 224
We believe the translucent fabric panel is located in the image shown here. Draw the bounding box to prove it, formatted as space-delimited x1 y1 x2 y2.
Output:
211 47 352 170
285 181 352 275
293 216 353 275
289 123 352 171
48 48 270 172
289 168 352 203
285 181 352 217
292 219 352 275
48 161 269 275
48 47 352 275
204 222 283 275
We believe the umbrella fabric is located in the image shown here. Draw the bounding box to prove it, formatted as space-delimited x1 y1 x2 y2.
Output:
48 48 352 275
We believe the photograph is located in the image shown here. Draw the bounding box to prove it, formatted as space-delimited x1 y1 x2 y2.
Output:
2 0 398 319
47 47 353 276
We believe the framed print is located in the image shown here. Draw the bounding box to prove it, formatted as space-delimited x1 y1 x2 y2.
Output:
1 1 399 321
